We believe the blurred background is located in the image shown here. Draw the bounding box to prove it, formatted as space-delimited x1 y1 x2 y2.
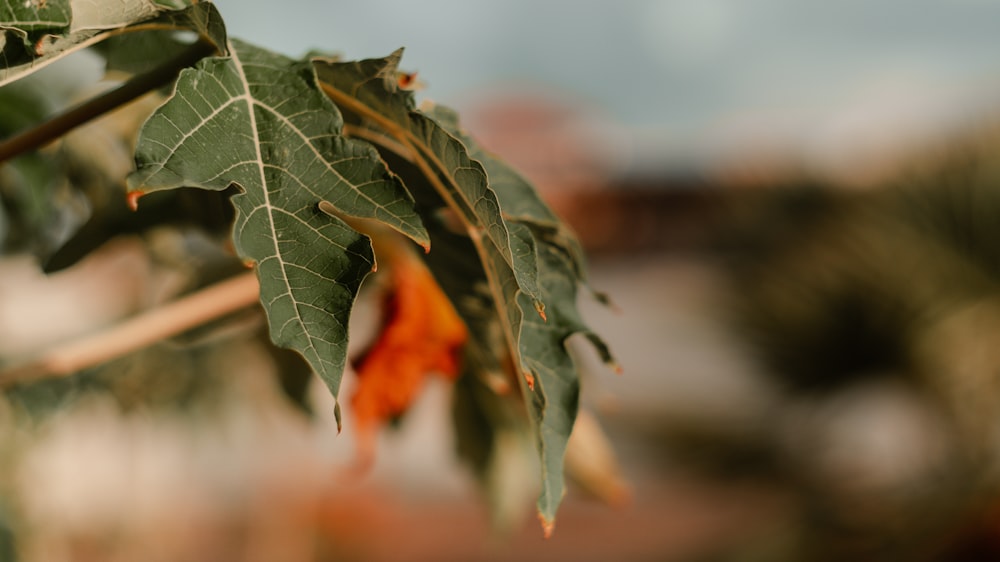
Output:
8 0 1000 560
212 2 1000 560
218 0 1000 184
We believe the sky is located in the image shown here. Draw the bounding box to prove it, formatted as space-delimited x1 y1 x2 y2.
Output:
213 0 1000 174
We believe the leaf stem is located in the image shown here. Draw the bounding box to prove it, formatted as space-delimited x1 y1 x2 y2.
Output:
0 271 260 387
0 39 217 164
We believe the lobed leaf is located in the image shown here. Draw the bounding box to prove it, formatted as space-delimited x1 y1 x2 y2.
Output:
2 0 619 539
424 103 616 530
350 79 616 528
129 39 428 425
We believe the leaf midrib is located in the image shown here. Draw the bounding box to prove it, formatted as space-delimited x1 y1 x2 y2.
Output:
230 42 322 365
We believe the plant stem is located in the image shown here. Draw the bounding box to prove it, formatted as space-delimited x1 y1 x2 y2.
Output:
0 40 217 164
0 271 260 386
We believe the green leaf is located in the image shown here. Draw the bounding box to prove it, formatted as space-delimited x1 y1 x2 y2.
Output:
125 35 612 531
0 0 617 540
514 234 616 529
0 1 221 87
98 30 200 76
129 39 428 424
0 0 71 32
313 51 543 308
342 64 615 528
423 104 559 227
422 104 615 530
425 103 593 282
425 216 596 532
96 2 229 76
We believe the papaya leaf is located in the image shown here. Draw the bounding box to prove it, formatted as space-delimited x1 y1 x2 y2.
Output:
0 0 192 34
131 3 227 55
1 0 619 541
423 214 587 533
335 62 617 531
516 238 616 534
422 104 560 227
441 221 612 533
129 39 429 426
422 103 616 531
312 52 543 309
425 104 592 281
0 1 223 87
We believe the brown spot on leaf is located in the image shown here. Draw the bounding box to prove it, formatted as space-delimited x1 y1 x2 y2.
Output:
524 370 535 391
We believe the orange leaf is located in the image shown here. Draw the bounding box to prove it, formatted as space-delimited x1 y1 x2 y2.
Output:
350 235 467 467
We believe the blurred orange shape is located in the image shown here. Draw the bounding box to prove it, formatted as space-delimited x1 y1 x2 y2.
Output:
350 236 468 467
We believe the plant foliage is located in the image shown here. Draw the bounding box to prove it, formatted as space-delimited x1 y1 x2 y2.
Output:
0 0 615 532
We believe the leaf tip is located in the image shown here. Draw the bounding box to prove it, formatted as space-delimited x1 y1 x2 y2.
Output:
126 191 144 212
538 513 555 539
334 400 343 434
534 300 547 322
397 71 422 91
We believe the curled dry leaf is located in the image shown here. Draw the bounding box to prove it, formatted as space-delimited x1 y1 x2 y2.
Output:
350 231 468 468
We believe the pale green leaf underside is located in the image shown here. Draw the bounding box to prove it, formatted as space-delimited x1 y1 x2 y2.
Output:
0 1 219 87
129 39 428 417
0 0 193 32
69 0 176 32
